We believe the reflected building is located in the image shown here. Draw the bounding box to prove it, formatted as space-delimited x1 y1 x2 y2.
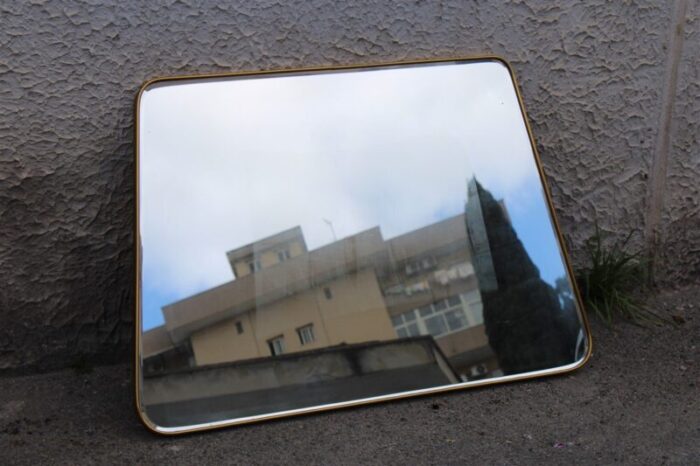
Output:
465 178 582 374
141 176 585 424
142 207 501 425
144 212 498 380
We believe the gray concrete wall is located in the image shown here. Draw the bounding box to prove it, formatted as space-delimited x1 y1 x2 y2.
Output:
143 337 450 405
142 337 456 426
1 1 697 372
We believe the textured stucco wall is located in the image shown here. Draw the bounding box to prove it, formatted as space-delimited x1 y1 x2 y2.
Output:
661 2 700 284
0 1 697 372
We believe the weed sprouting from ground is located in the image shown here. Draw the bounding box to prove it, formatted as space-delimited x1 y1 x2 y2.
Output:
575 225 665 326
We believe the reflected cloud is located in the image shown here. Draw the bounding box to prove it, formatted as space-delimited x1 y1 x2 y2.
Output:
140 61 538 326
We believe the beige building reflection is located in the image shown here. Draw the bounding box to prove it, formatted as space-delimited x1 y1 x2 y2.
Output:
144 213 499 381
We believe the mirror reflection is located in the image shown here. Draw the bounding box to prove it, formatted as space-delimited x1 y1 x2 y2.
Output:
138 59 588 430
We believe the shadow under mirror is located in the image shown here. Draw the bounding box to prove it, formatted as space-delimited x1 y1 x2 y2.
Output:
137 58 589 431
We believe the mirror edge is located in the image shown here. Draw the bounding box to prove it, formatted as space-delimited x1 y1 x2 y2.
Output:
132 55 594 436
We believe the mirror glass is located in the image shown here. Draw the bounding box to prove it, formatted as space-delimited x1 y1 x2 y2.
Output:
137 58 590 433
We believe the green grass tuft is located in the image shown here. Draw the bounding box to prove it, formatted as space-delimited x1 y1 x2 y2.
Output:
575 225 665 327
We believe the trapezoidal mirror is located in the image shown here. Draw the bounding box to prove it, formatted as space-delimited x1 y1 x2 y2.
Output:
136 57 591 434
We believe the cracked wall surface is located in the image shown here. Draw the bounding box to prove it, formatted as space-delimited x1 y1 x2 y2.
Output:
0 1 696 371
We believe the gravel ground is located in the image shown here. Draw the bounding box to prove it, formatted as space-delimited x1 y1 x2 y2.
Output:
1 286 698 465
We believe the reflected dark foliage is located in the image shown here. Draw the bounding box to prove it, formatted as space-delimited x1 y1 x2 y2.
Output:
465 179 581 374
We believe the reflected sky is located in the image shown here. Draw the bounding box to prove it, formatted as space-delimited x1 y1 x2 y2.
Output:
139 60 568 330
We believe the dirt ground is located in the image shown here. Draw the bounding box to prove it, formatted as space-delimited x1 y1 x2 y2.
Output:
1 286 698 465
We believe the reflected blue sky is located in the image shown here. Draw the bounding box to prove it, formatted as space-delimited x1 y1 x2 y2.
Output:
139 61 570 331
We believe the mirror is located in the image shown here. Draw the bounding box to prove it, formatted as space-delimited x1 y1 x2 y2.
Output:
136 57 591 434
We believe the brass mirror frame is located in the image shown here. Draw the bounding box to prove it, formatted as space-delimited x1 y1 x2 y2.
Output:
133 55 593 435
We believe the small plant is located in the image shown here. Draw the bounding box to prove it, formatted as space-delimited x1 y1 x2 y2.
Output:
575 225 662 326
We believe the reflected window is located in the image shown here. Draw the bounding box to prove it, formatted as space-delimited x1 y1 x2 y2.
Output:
425 315 448 336
396 323 420 338
445 308 468 331
391 293 482 339
248 260 262 273
405 256 437 276
460 290 484 325
267 335 285 356
391 310 422 338
297 324 315 345
421 256 437 269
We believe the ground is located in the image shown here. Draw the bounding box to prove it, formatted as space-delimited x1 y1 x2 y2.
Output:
1 286 698 465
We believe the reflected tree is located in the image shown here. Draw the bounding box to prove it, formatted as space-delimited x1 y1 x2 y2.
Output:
465 178 581 375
